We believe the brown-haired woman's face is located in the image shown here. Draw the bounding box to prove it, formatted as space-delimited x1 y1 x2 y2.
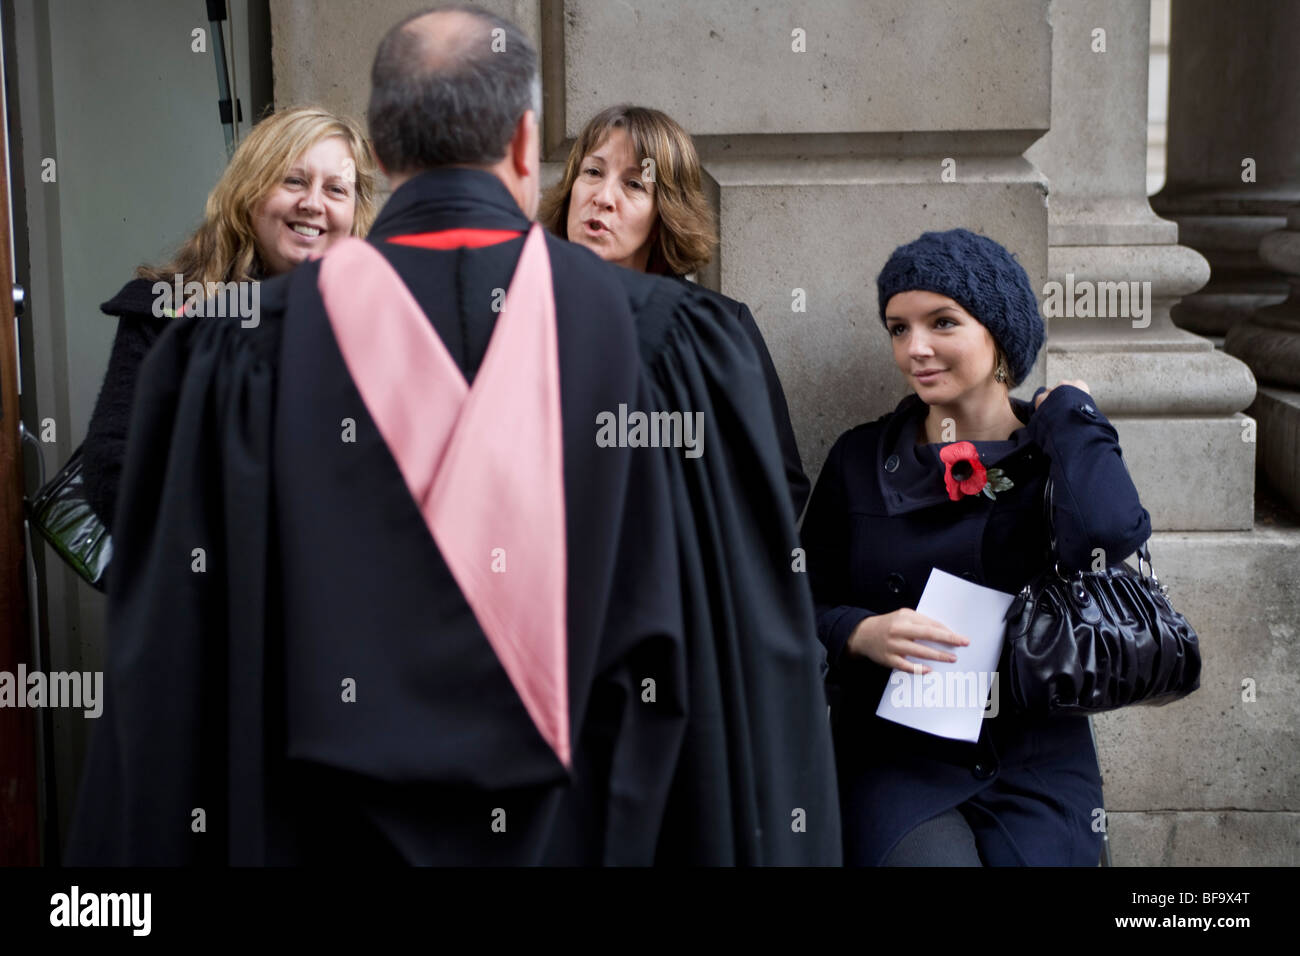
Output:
884 290 1001 405
252 135 357 276
565 128 657 272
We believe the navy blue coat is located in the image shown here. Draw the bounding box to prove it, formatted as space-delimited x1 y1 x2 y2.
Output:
801 385 1151 865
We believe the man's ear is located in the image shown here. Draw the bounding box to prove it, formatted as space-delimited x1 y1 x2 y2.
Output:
511 109 538 178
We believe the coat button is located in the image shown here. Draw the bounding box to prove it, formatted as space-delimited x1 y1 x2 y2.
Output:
886 572 906 595
884 454 900 473
972 762 996 780
1080 403 1097 418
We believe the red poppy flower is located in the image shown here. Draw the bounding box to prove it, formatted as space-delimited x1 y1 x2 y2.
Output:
939 441 987 501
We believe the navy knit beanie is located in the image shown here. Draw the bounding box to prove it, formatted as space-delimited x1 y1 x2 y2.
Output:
876 228 1044 386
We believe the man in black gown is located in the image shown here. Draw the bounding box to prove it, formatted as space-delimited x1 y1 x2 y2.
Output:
66 3 838 866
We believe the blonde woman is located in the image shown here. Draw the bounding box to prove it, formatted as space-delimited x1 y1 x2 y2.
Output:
82 107 378 530
540 104 810 513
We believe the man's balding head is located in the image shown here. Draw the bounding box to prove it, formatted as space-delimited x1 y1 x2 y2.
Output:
389 8 496 82
369 3 540 188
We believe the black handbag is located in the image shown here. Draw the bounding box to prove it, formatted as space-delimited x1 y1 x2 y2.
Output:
27 444 113 591
1001 479 1201 716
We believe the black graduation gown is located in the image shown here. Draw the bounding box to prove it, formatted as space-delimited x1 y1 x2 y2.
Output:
64 169 839 866
668 279 810 517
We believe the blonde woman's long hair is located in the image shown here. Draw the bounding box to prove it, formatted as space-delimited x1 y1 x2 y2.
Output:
539 105 717 277
140 106 378 288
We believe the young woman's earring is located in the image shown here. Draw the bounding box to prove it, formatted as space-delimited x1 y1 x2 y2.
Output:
994 361 1009 384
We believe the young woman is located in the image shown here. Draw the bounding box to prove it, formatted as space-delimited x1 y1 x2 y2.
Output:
539 104 810 514
801 228 1151 865
82 106 378 529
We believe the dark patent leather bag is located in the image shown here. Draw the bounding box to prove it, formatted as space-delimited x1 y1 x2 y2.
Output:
1001 480 1201 716
28 444 112 591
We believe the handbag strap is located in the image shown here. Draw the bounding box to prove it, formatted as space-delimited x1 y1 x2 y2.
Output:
1043 475 1057 557
20 422 47 488
1042 476 1158 583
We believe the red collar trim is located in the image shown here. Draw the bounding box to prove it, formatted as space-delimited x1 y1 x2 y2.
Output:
387 228 524 250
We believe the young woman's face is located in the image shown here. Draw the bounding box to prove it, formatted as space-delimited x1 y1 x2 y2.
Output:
252 135 357 276
884 290 1001 405
565 128 658 272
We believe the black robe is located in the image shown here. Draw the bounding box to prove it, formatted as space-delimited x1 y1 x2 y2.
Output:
667 279 810 518
64 169 839 866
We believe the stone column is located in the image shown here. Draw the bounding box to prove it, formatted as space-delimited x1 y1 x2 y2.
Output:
1201 1 1300 513
1149 0 1300 520
1024 0 1255 532
1228 205 1300 514
1150 0 1298 341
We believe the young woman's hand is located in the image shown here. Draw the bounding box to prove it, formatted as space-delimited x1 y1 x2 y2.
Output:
846 609 970 674
1034 379 1091 409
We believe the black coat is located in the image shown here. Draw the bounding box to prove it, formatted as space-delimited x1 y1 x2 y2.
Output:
801 385 1151 865
66 168 840 866
82 281 170 531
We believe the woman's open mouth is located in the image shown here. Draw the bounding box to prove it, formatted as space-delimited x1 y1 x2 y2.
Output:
287 222 324 240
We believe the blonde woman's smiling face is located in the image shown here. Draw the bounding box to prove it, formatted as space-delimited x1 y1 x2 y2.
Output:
252 135 357 276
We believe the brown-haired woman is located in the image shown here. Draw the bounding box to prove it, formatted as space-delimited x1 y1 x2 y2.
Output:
539 104 810 513
82 106 378 530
